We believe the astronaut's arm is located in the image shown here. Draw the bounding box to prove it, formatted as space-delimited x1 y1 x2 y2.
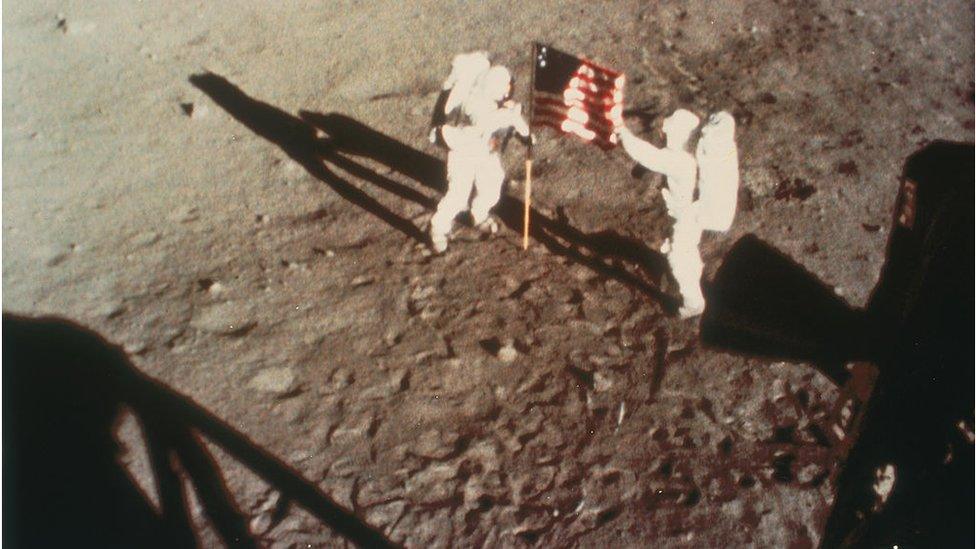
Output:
430 90 451 131
616 125 675 175
498 101 531 137
512 110 531 137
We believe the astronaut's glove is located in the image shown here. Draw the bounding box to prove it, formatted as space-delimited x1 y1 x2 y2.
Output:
613 120 630 139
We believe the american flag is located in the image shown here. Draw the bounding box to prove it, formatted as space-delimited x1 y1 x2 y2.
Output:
531 43 625 150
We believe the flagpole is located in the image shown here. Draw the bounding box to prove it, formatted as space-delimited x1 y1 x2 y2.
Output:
523 42 537 251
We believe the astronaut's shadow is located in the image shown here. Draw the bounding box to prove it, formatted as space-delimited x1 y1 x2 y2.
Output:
190 72 675 310
189 72 431 245
300 113 676 309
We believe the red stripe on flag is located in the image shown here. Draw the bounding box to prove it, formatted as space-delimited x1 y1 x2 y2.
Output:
575 56 622 79
532 112 616 150
533 97 618 133
571 67 623 87
532 105 616 135
535 94 618 118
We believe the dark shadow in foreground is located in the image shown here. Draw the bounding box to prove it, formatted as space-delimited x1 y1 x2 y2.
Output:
700 141 974 548
2 314 395 549
188 72 676 312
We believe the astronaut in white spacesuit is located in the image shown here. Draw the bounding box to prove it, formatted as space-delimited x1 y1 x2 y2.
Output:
615 109 740 318
428 53 531 253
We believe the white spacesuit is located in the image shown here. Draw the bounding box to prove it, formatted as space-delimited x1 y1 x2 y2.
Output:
429 56 530 253
615 109 739 318
695 112 739 233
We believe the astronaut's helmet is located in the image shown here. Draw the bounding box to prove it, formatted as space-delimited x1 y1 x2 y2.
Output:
662 109 701 151
478 66 514 104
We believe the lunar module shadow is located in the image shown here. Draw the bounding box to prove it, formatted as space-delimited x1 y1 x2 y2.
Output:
3 314 394 549
701 142 974 547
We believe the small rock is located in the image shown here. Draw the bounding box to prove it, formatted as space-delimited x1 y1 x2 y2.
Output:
872 464 896 504
771 378 789 403
327 368 354 392
356 476 405 508
419 305 443 321
412 429 459 460
365 501 406 530
328 456 363 478
168 206 199 223
276 399 310 424
351 275 374 288
188 103 209 119
570 265 594 283
96 301 125 319
361 369 408 399
250 512 273 535
123 341 149 355
797 462 826 486
320 477 356 509
461 387 498 420
62 19 96 35
270 515 303 536
497 342 519 363
513 508 553 537
132 231 160 248
594 372 613 392
405 463 459 504
190 301 255 335
248 367 296 395
330 413 375 444
44 250 69 267
383 326 403 346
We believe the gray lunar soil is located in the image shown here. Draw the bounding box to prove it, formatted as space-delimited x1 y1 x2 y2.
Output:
3 1 974 547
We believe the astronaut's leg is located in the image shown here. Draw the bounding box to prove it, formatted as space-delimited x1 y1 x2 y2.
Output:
470 153 505 233
671 249 705 318
666 212 706 318
430 152 476 252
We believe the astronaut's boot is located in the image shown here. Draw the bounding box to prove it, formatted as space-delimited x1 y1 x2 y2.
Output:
678 290 706 319
430 229 449 254
429 208 455 254
476 217 499 235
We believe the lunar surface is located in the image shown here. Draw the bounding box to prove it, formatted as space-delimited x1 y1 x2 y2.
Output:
4 1 973 546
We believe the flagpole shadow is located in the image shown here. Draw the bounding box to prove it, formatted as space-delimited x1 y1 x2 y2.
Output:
3 313 395 548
